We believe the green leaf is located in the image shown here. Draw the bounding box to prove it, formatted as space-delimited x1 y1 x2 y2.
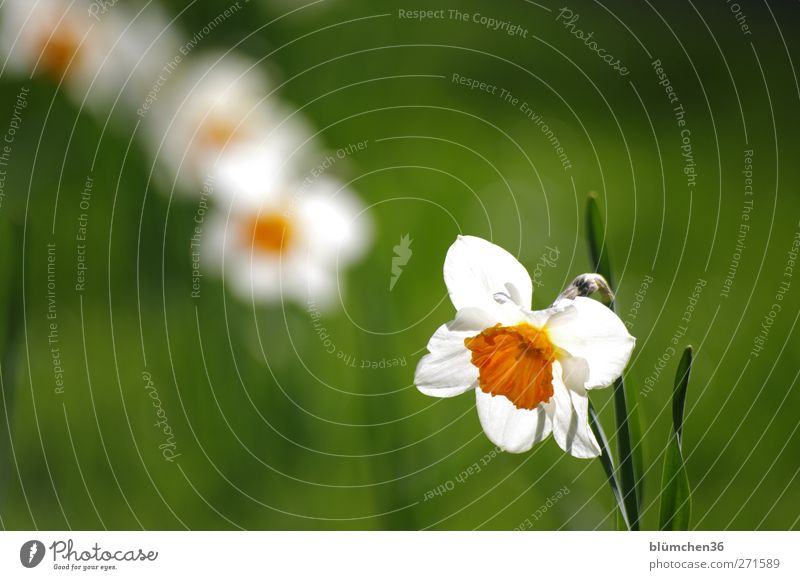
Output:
672 347 692 445
615 510 627 531
588 402 629 530
585 193 641 530
624 375 646 510
586 192 615 290
659 346 693 530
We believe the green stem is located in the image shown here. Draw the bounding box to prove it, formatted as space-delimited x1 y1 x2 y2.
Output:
586 193 640 530
612 376 639 530
588 402 629 529
0 219 24 515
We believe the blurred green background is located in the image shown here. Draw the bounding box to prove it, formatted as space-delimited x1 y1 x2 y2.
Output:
0 0 798 530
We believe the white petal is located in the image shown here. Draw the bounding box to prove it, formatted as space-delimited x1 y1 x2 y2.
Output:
282 257 339 308
476 389 552 453
212 142 291 207
558 355 591 392
414 308 495 398
522 300 574 328
443 235 533 312
545 363 601 458
546 297 635 389
231 255 282 303
297 179 372 264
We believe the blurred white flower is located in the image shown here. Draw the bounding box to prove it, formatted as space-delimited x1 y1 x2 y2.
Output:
0 0 142 111
1 1 374 308
210 134 308 207
204 177 371 307
144 50 310 195
415 236 635 457
112 5 182 112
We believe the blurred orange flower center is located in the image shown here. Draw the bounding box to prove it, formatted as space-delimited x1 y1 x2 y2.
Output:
38 26 82 79
246 213 293 255
199 116 243 150
465 323 555 410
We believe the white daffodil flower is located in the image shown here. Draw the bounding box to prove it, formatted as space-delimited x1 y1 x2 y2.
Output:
0 0 133 111
204 177 371 307
415 235 635 457
144 50 310 195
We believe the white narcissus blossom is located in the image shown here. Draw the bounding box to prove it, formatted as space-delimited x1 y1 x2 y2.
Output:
415 235 635 457
204 177 371 308
0 0 156 111
143 50 311 195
